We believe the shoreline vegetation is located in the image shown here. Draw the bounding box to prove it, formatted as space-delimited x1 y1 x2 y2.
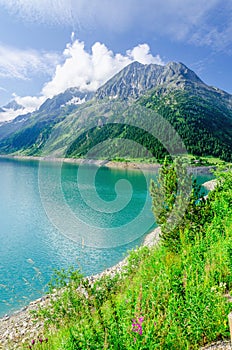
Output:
0 157 232 349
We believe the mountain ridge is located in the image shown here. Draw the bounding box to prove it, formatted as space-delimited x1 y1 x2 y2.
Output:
95 61 206 101
0 61 231 161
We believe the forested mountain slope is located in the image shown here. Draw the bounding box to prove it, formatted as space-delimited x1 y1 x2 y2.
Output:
0 61 231 161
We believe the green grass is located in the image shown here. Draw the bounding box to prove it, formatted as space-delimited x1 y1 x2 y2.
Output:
22 170 232 350
183 154 232 167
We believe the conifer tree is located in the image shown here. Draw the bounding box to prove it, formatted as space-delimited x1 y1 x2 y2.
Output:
150 157 209 251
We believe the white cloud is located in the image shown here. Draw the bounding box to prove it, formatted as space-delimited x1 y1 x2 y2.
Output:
0 0 230 51
0 43 60 116
0 39 164 118
0 107 27 122
13 94 46 111
190 24 232 52
42 39 164 98
0 0 214 29
71 31 75 42
0 44 60 80
127 44 163 65
0 93 46 122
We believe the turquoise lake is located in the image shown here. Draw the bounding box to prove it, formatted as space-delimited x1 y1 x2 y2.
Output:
0 158 213 317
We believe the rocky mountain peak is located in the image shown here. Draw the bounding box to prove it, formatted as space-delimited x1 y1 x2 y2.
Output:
95 61 204 100
162 61 204 85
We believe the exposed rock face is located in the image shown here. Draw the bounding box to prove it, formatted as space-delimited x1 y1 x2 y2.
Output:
95 61 204 100
38 87 93 113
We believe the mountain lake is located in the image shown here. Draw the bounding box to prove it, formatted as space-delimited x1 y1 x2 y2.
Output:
0 157 213 317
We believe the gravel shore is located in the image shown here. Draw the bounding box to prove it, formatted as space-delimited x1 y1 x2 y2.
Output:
201 341 232 349
0 154 216 174
0 226 161 349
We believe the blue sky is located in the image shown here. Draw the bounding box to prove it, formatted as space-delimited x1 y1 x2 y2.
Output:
0 0 231 117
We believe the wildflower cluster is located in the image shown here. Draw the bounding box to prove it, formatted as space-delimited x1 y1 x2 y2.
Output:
29 337 48 348
132 316 144 336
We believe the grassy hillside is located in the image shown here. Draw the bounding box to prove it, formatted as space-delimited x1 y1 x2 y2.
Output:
19 164 232 350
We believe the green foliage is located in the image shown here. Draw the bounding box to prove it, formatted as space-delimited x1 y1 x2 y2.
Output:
22 169 232 350
64 88 231 163
0 106 68 156
141 89 232 162
65 123 169 161
150 157 211 251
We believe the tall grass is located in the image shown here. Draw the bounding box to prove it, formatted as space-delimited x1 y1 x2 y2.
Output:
24 170 232 350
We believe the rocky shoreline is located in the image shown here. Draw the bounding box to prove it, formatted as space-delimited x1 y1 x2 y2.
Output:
0 226 161 349
0 296 50 349
0 154 216 174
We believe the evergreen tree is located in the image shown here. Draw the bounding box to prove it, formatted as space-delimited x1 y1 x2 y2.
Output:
150 157 212 251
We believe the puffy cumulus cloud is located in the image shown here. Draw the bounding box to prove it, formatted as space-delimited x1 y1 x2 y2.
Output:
0 44 60 80
2 39 164 116
127 44 163 65
42 39 164 98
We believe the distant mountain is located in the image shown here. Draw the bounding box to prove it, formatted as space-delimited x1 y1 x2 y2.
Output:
0 61 231 161
0 100 26 123
0 87 93 149
2 100 24 111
